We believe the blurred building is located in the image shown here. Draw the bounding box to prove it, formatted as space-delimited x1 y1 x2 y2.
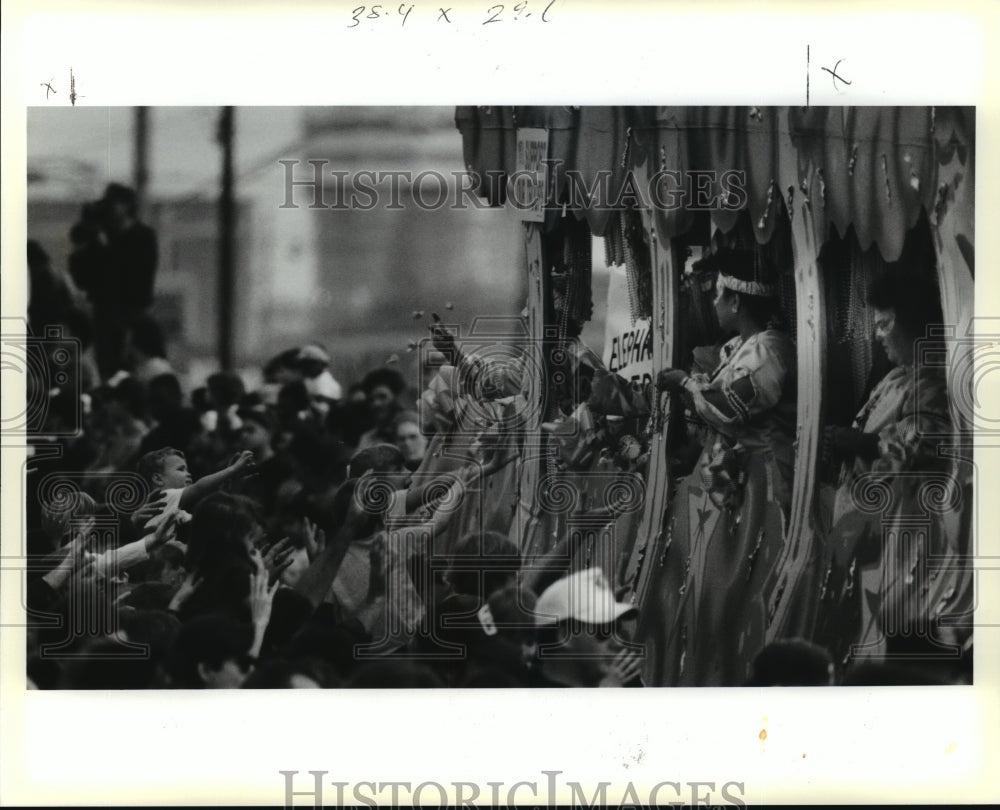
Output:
26 106 526 390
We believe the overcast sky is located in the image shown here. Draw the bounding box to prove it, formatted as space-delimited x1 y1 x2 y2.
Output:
28 107 309 200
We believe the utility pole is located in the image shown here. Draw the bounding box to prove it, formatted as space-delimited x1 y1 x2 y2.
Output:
217 106 235 371
133 107 149 218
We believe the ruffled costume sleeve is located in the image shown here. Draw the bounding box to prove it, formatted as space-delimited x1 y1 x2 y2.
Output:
870 369 952 475
686 332 792 434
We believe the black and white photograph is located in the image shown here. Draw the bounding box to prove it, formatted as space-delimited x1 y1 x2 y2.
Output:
2 2 998 807
17 104 977 692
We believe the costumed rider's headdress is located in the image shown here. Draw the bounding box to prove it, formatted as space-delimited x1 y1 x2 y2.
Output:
710 247 778 298
718 272 776 297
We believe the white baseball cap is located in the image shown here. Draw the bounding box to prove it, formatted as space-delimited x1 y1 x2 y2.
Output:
534 567 636 626
297 343 330 365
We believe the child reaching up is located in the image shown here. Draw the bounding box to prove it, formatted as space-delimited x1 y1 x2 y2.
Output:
136 447 257 538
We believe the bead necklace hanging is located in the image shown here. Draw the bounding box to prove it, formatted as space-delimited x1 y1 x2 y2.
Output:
621 207 653 321
848 239 878 402
622 212 642 325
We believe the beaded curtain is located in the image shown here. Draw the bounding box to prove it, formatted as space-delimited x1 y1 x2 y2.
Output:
603 208 653 323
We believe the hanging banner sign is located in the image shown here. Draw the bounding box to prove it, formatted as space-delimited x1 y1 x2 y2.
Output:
512 128 549 222
603 266 654 390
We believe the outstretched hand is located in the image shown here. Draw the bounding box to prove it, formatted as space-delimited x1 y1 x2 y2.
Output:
66 552 99 592
65 519 100 589
429 320 459 357
656 368 688 392
229 450 257 477
822 426 879 463
366 535 386 602
42 520 96 591
144 512 178 553
71 516 98 555
168 571 203 612
261 536 296 585
598 648 643 687
302 517 326 561
468 424 518 476
249 549 280 628
131 491 168 529
481 441 518 476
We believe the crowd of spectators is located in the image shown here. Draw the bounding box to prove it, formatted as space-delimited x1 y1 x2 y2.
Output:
22 186 969 689
23 192 651 689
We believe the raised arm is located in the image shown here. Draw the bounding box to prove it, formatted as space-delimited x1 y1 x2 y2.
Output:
683 338 791 432
40 520 94 592
402 457 480 514
419 444 519 539
292 510 365 610
93 513 179 578
247 550 279 659
179 450 256 511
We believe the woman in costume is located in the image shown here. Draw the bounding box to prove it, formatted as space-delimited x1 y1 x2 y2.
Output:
639 247 797 686
816 263 953 674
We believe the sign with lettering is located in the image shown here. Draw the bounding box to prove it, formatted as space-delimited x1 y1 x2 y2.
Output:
512 128 549 222
603 266 654 390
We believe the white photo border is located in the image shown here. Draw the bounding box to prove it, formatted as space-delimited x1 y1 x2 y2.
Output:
2 0 999 805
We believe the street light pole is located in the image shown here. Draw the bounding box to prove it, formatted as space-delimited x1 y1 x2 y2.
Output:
217 106 235 371
133 106 149 218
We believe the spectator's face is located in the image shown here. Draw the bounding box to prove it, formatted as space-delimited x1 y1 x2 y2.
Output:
201 657 252 689
299 359 326 379
149 387 181 421
106 201 130 231
356 468 411 500
714 278 738 332
368 385 395 422
159 559 186 588
271 366 301 385
395 420 427 464
245 522 266 552
239 421 271 453
540 622 624 687
273 428 295 451
157 455 192 489
873 306 913 365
